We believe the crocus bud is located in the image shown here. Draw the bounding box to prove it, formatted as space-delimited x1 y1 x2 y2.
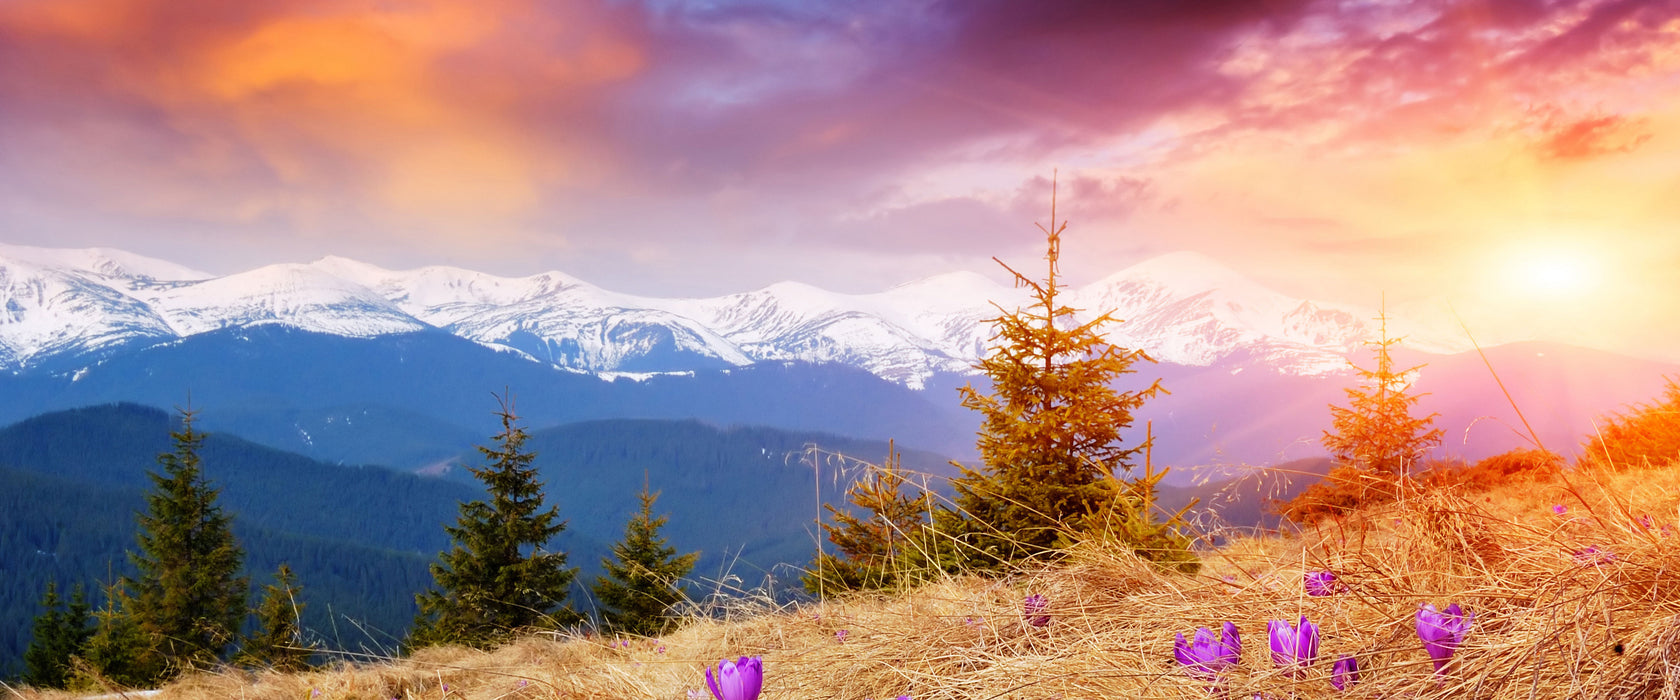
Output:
1331 654 1359 690
705 656 763 700
1268 616 1320 677
1304 570 1338 596
1174 621 1241 678
1416 603 1473 675
1022 594 1050 627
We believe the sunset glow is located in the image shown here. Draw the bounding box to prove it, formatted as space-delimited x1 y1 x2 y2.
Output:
1505 248 1599 300
0 0 1676 363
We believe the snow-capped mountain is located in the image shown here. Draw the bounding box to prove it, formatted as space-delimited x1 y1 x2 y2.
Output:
0 244 1458 386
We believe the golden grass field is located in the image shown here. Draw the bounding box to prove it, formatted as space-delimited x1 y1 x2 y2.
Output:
12 455 1680 700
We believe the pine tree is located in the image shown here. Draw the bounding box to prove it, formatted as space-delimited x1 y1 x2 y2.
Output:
411 395 579 649
127 406 248 675
803 442 932 594
1321 307 1444 483
938 180 1184 569
237 563 314 672
24 582 94 689
591 478 699 636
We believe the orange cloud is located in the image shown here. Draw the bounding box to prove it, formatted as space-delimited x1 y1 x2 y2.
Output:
1 0 647 239
0 0 143 41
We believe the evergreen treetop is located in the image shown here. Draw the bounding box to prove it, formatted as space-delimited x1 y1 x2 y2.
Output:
591 477 698 637
803 442 932 595
127 406 248 674
24 582 93 689
411 394 579 649
238 563 314 672
82 580 163 689
1322 307 1444 481
941 180 1170 567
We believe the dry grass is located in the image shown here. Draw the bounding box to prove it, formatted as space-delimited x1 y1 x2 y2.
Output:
14 461 1680 700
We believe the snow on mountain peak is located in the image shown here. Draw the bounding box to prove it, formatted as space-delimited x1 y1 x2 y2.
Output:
0 244 1447 385
144 263 425 337
0 243 212 283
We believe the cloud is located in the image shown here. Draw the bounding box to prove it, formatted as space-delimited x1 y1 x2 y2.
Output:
0 0 648 245
1535 112 1653 160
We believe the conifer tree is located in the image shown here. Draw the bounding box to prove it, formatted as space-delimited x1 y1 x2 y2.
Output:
81 581 162 689
411 395 579 649
127 406 248 674
237 563 314 672
591 478 698 636
938 181 1185 569
1322 307 1443 482
24 582 93 689
803 442 931 594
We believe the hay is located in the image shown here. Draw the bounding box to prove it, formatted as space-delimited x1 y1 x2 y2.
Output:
13 463 1680 699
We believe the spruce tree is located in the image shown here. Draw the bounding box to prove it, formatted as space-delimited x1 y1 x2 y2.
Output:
803 442 931 594
591 478 699 636
24 582 93 689
938 181 1185 569
127 406 248 674
81 581 162 689
237 563 314 672
1321 307 1444 483
411 395 579 649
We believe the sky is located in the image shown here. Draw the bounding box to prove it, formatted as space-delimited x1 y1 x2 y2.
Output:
2 0 1678 363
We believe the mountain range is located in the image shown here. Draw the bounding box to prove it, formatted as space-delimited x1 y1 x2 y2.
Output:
0 243 1463 388
1 242 1675 477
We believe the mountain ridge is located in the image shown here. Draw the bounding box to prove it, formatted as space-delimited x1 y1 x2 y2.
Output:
1 244 1467 388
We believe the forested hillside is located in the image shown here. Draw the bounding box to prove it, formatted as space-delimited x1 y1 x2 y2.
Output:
0 403 956 675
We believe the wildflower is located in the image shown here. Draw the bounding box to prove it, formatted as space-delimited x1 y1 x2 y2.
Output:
1304 571 1338 597
1023 594 1050 627
1416 603 1473 675
1637 514 1655 530
1174 621 1241 678
688 691 700 700
1572 545 1616 566
657 645 667 654
1331 654 1359 690
1552 504 1568 516
705 656 764 700
835 629 848 642
1268 616 1320 677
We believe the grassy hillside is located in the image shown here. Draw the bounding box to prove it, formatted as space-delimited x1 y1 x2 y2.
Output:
20 456 1680 699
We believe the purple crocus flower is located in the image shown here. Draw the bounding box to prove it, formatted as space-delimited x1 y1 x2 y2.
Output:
1331 654 1359 690
1416 603 1473 675
1304 571 1338 597
1022 594 1050 627
1573 545 1616 566
835 629 848 642
1268 616 1320 677
1174 621 1242 678
705 656 764 700
1552 504 1568 516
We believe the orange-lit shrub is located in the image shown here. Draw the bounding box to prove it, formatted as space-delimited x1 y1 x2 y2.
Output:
1582 377 1680 470
1275 466 1398 526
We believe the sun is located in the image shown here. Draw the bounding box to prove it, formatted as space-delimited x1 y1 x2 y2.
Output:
1500 245 1601 300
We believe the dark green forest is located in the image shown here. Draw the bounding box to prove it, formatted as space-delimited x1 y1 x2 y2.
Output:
0 403 951 676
